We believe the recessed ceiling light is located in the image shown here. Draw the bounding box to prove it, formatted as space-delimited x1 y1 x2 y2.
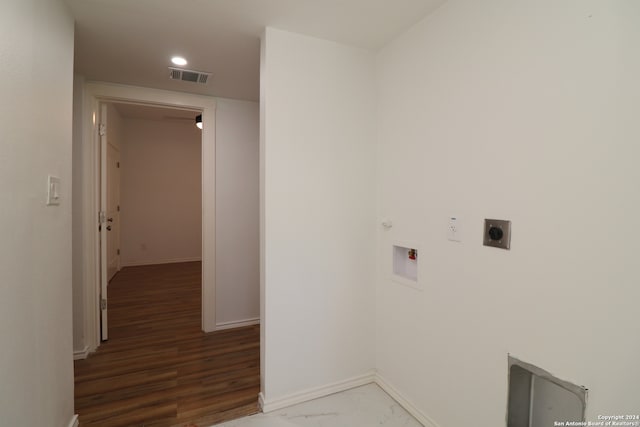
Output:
171 56 187 66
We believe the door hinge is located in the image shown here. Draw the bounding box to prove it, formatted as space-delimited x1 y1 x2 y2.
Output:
117 249 120 255
117 205 120 212
117 162 120 168
99 123 106 137
101 298 107 310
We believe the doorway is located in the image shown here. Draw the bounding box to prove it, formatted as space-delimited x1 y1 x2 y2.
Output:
99 101 203 340
73 82 261 425
79 82 217 353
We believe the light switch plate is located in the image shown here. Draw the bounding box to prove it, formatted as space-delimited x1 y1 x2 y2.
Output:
47 175 61 206
483 218 511 250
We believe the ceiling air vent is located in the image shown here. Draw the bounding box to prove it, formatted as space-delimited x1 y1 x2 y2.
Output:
168 67 211 84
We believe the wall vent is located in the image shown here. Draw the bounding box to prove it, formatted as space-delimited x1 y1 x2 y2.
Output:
507 356 587 427
168 67 211 84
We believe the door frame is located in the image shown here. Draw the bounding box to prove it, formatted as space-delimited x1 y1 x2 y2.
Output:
80 82 217 352
105 135 121 282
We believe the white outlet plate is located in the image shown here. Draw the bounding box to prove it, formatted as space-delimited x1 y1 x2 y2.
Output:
448 216 461 242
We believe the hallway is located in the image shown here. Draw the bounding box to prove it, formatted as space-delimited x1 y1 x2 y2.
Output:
74 262 260 426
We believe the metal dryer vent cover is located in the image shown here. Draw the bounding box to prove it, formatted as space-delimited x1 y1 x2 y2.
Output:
168 67 211 84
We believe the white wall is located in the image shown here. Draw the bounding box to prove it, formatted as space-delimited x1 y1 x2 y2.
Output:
120 118 202 266
215 98 260 327
260 27 377 403
72 74 86 353
0 0 75 425
375 1 640 426
106 103 124 150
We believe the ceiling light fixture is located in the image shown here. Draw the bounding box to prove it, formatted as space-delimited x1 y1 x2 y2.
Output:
171 56 187 66
195 114 203 129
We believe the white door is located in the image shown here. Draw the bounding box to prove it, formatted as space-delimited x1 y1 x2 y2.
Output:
99 104 109 341
106 142 120 281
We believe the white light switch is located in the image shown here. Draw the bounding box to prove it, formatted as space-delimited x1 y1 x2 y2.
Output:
47 175 61 206
447 216 461 242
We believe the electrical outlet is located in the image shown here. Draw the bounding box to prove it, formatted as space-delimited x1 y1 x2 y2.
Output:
483 219 511 250
448 217 461 242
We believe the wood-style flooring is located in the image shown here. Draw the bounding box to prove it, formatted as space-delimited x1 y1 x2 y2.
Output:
74 262 260 427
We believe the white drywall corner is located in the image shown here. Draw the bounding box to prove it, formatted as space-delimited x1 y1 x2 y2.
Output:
260 27 377 402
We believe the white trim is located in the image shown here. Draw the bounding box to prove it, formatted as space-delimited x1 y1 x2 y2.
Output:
99 103 109 341
215 317 260 331
258 371 441 427
374 373 441 427
260 371 376 413
73 346 90 360
80 86 100 354
120 257 202 267
80 82 218 355
67 414 79 427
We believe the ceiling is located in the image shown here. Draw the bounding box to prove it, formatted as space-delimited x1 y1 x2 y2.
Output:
66 0 446 102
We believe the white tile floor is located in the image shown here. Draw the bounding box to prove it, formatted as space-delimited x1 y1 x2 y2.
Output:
211 383 423 427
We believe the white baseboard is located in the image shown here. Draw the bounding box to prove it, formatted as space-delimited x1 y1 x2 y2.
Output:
258 371 440 427
215 317 260 331
374 373 441 427
67 414 79 427
73 346 90 360
260 371 376 413
120 257 202 267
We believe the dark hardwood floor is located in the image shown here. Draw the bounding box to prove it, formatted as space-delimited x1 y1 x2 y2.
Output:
74 262 260 427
